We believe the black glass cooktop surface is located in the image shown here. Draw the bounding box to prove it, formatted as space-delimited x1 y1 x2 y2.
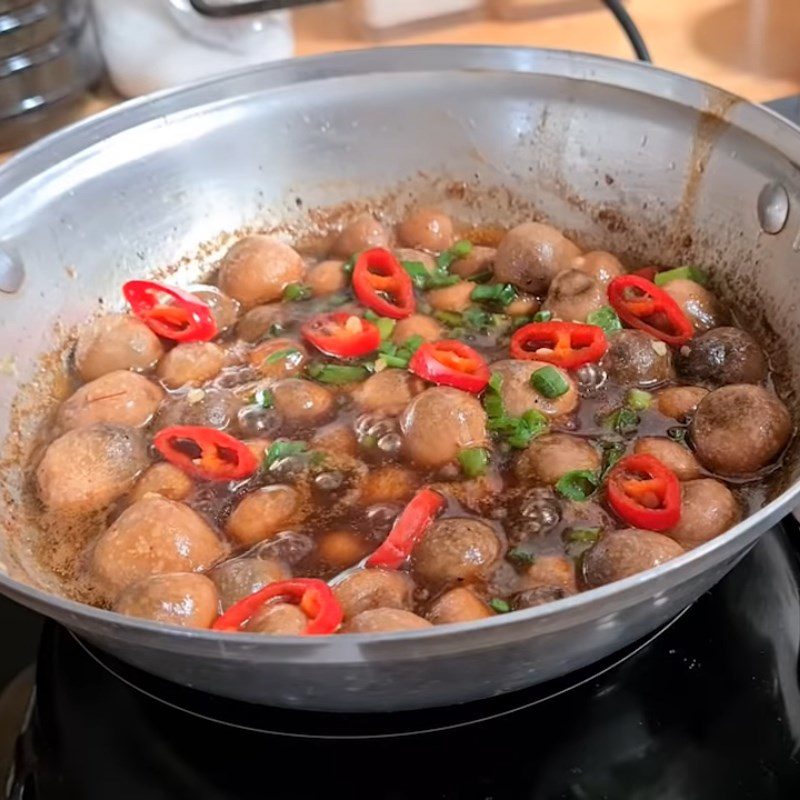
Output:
1 521 799 800
3 95 800 800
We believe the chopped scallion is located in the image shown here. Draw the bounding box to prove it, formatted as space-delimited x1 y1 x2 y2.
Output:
565 528 601 543
488 598 511 614
282 283 312 302
426 272 461 289
605 406 640 436
484 371 549 449
586 306 622 335
433 310 463 328
342 254 358 276
375 317 396 341
266 440 309 467
470 283 518 307
507 548 536 568
626 388 653 411
533 310 553 323
436 240 473 270
307 362 370 384
555 470 599 502
600 440 626 478
265 347 301 365
654 266 707 287
401 260 431 289
667 427 688 443
531 366 569 399
254 388 273 409
461 307 496 331
458 447 490 478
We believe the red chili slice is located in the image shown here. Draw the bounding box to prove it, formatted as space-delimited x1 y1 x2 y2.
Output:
408 340 490 394
366 488 445 570
606 453 681 531
212 578 342 635
153 425 258 482
301 312 380 358
123 280 217 342
352 248 415 319
608 275 694 347
509 321 608 369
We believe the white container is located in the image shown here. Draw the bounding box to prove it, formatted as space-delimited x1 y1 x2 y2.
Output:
92 0 294 98
345 0 484 39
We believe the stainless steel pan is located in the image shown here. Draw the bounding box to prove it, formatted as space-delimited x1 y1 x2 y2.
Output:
2 46 800 712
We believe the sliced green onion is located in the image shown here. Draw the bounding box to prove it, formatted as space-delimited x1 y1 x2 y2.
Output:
510 315 534 332
484 372 548 449
375 317 396 341
282 283 312 302
533 310 553 323
667 427 688 443
506 548 536 568
434 310 463 327
586 306 622 335
555 470 599 502
436 240 473 270
462 307 496 331
520 409 549 442
403 334 424 354
254 388 273 408
266 440 308 467
307 362 370 384
470 283 517 307
402 258 460 290
626 388 653 411
265 347 301 365
342 254 358 276
605 407 640 436
452 240 473 258
469 270 493 284
600 440 626 478
483 393 505 420
488 372 503 394
458 447 490 478
489 409 548 449
488 598 511 614
401 260 431 289
565 528 601 543
531 366 569 399
375 335 421 369
654 266 707 287
426 272 461 289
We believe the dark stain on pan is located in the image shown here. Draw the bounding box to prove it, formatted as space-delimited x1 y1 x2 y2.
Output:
672 93 742 255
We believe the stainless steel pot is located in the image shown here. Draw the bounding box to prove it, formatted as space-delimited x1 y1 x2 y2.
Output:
2 46 800 712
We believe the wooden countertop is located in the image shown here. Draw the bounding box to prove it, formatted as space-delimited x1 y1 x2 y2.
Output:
5 0 800 159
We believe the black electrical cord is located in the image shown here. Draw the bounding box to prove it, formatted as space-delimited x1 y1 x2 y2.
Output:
190 0 653 65
600 0 652 63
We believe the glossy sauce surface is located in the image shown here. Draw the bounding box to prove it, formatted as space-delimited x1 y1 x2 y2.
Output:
26 211 793 634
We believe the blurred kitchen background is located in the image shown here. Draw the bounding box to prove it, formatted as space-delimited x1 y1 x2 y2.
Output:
1 0 799 153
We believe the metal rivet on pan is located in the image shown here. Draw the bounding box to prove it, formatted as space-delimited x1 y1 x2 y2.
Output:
757 181 789 234
0 248 24 294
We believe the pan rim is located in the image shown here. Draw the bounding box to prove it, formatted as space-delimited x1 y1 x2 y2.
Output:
1 43 798 653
